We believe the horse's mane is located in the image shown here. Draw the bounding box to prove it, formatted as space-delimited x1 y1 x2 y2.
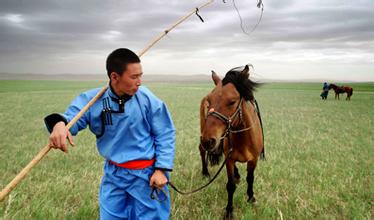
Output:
222 67 259 101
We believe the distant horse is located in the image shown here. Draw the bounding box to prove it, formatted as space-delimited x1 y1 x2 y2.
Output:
199 65 264 219
329 83 353 100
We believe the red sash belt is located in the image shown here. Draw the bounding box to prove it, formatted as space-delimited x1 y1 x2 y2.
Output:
109 158 155 170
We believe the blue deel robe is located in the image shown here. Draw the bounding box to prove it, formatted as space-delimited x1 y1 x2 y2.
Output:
45 85 176 220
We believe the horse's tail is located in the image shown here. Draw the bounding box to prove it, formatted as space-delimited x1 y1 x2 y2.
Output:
254 99 265 161
350 88 353 96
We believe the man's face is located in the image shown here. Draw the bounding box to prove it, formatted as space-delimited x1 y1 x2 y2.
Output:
111 63 143 96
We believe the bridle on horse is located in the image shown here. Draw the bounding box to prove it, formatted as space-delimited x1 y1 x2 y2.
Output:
206 98 257 143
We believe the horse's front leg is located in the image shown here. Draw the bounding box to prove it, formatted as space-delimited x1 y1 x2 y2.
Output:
225 159 236 220
234 164 241 183
247 160 257 203
199 141 210 177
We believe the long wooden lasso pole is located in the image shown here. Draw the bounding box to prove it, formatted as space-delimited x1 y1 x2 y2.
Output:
0 0 215 202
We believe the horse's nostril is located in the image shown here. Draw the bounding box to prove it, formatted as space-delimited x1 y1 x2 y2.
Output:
209 138 216 148
201 139 209 150
201 138 216 151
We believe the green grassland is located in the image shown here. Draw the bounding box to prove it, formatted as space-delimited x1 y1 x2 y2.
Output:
0 80 373 219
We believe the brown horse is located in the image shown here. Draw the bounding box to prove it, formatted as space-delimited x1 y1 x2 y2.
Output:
329 83 353 100
199 65 264 219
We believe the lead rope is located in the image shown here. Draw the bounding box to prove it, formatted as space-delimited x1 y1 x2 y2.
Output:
168 141 233 195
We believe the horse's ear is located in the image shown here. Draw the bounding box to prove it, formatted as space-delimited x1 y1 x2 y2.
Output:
240 65 250 79
211 70 221 85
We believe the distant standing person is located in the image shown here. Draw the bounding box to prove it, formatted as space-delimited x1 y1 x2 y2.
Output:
320 82 329 100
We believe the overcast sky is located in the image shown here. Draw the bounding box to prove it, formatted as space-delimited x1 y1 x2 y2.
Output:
0 0 373 81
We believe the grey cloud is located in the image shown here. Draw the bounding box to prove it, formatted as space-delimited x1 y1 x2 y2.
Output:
0 0 373 80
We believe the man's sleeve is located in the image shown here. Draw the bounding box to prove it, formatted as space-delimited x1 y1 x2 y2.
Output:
150 101 176 172
44 93 90 135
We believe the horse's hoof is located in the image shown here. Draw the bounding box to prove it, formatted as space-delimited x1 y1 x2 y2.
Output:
248 196 257 204
224 211 234 220
202 171 210 178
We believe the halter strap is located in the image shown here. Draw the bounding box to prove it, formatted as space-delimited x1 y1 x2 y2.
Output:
206 99 256 141
207 99 243 124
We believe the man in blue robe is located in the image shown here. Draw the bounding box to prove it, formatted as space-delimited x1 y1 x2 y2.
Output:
44 48 176 219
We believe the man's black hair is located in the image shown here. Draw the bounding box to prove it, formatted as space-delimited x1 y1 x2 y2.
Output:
106 48 140 78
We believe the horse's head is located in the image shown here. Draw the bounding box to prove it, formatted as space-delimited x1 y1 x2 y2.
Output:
200 65 258 153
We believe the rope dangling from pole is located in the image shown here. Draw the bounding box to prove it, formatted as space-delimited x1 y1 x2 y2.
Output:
195 8 205 22
224 0 264 37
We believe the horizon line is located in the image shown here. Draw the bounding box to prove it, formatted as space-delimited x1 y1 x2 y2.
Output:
0 72 373 83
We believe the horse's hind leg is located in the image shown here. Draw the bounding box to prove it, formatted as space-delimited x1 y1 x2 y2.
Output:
199 142 210 177
225 159 237 220
247 161 257 203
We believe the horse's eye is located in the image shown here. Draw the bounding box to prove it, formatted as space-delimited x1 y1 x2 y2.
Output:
228 101 236 106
